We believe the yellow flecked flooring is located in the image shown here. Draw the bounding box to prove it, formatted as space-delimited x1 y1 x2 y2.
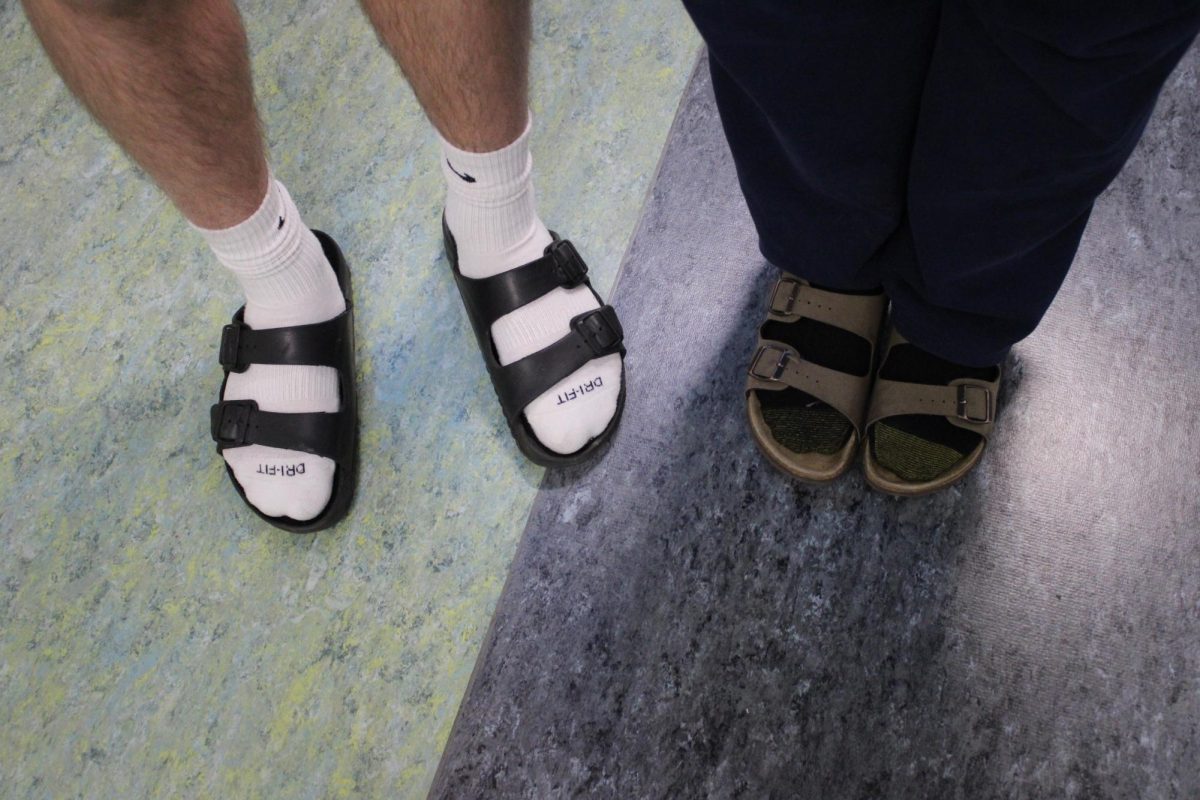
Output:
0 1 699 797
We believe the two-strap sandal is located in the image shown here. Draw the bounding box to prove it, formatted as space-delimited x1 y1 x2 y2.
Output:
444 218 626 467
746 274 887 482
209 230 358 532
863 328 1001 496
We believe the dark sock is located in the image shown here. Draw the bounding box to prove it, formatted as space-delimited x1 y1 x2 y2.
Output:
870 343 999 481
755 283 880 456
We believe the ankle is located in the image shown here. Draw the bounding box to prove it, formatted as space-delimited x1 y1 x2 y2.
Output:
881 338 999 384
198 176 344 330
440 115 553 278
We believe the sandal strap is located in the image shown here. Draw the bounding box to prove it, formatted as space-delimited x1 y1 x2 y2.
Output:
218 311 351 372
457 239 591 328
746 341 872 433
866 377 999 437
493 306 624 422
767 276 887 344
866 328 1000 437
210 399 348 458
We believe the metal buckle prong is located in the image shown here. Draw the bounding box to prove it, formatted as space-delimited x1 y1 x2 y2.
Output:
770 277 804 316
748 344 792 382
956 384 992 424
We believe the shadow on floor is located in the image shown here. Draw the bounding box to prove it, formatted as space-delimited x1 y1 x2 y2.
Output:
431 50 1200 800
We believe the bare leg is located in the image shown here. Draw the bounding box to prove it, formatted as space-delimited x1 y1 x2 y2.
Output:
358 0 530 152
24 0 348 524
360 0 624 458
22 0 267 228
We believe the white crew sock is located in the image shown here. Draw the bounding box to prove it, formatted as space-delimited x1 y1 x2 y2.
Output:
197 176 345 522
442 118 621 455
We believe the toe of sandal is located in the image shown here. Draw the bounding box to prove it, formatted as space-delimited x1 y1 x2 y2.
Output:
210 230 359 533
862 329 1000 497
444 218 626 467
746 275 887 482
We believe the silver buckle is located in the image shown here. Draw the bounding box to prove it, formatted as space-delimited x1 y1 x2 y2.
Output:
769 277 804 316
956 384 992 424
748 344 792 382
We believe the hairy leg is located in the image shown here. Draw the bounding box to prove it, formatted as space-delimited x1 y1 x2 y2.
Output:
358 0 529 152
22 0 267 228
24 0 348 524
359 0 623 458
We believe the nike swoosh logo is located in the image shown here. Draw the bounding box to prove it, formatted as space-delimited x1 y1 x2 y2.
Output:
446 159 476 183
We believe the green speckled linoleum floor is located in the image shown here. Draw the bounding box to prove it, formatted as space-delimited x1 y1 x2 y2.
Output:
0 2 699 797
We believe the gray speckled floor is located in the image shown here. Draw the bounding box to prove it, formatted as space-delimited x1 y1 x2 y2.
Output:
430 48 1200 800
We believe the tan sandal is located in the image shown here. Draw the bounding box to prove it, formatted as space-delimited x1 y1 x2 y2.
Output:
862 329 1001 496
746 275 887 482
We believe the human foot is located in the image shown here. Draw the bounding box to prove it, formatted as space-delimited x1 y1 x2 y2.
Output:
441 119 623 460
863 328 1000 495
746 275 886 481
201 179 356 526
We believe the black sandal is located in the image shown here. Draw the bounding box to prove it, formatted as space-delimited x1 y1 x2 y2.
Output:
444 218 626 467
209 230 358 533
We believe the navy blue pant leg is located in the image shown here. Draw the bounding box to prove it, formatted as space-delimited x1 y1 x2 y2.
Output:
685 0 943 291
684 0 1200 366
895 0 1200 364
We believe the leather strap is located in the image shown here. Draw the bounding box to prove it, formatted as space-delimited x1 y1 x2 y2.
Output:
746 341 872 433
492 306 624 422
219 311 350 372
745 275 885 432
210 400 346 458
456 239 590 328
865 329 1000 438
766 276 887 344
865 378 997 436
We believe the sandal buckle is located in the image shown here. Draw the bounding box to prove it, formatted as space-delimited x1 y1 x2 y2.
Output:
572 306 623 355
211 400 257 448
548 239 588 287
956 384 992 424
219 321 248 372
748 344 792 382
769 277 804 316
